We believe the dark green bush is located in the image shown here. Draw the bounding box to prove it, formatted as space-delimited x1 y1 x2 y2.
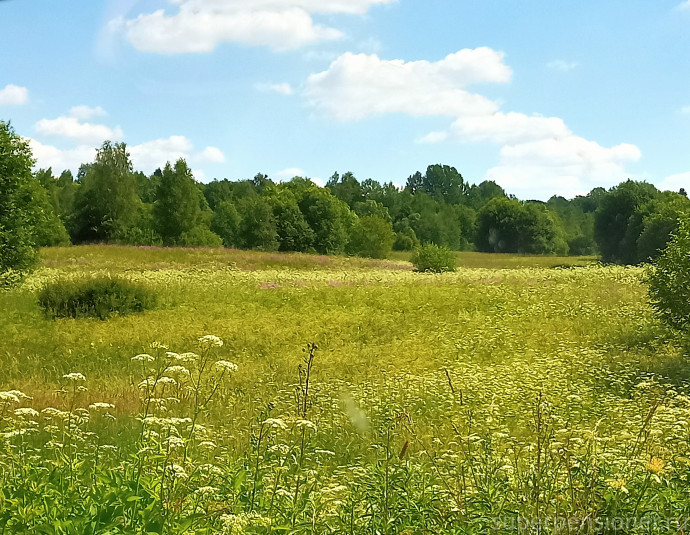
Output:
38 277 157 319
411 243 457 273
648 218 690 332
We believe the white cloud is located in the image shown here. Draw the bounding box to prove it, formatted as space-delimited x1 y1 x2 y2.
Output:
275 167 305 180
35 116 124 145
112 0 394 54
677 1 690 11
681 105 690 114
486 137 641 199
27 139 97 173
305 49 511 121
257 82 293 95
0 84 28 106
310 177 325 187
303 48 641 198
128 135 194 171
200 146 226 163
547 60 578 72
658 172 690 192
69 105 108 120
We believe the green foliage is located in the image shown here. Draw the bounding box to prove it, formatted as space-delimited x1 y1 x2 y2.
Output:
0 121 43 283
153 159 206 245
270 189 315 252
476 198 568 254
237 196 278 250
648 218 690 331
70 142 141 243
297 186 353 255
348 215 395 258
178 225 223 248
211 200 241 248
411 243 457 272
594 180 659 264
38 277 157 319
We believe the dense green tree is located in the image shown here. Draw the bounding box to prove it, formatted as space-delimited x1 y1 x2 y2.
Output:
237 196 278 251
211 200 241 248
327 171 365 208
0 121 42 280
297 186 354 255
269 189 315 252
636 192 690 262
70 141 141 242
393 218 420 251
153 159 206 245
476 198 567 254
348 215 395 258
467 180 506 210
594 180 659 264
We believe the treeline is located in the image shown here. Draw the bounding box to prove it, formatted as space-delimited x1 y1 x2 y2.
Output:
9 131 690 265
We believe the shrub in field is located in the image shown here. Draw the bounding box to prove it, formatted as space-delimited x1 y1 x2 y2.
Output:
648 218 690 331
178 225 223 248
38 277 157 319
411 243 457 272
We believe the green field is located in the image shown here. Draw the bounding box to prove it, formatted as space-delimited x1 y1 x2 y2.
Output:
1 246 689 533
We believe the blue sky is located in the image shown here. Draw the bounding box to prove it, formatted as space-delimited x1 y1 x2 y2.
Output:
1 0 689 199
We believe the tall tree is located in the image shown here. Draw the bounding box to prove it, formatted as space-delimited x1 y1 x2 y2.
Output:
0 121 41 279
153 159 206 245
71 141 141 242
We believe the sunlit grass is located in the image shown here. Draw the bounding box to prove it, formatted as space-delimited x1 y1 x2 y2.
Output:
0 245 687 533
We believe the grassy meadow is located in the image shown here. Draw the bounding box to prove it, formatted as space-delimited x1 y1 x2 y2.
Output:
1 245 690 533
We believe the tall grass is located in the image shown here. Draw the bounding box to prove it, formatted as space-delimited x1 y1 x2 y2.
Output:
0 245 687 533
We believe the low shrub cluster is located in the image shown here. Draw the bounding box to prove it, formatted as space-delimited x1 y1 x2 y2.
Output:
38 277 157 319
411 243 457 273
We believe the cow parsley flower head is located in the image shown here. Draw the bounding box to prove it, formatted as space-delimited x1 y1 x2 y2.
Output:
199 335 223 348
62 372 86 383
89 402 115 411
262 418 288 431
214 360 238 373
132 353 155 362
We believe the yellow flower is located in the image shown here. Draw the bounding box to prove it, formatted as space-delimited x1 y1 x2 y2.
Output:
645 457 664 474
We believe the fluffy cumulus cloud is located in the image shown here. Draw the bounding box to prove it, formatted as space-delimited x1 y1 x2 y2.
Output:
305 48 510 121
304 47 640 198
35 116 125 145
0 84 29 106
112 0 394 53
658 172 690 192
29 106 225 178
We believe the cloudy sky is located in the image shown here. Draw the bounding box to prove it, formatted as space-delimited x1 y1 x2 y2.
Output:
1 0 689 199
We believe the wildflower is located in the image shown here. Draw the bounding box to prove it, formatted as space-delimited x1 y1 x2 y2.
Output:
14 408 39 418
645 457 665 474
262 418 288 430
199 335 223 348
150 341 168 350
132 353 155 362
167 365 191 376
295 419 317 431
6 390 31 400
198 441 217 450
166 464 188 479
157 376 177 386
164 436 185 450
214 360 238 373
195 486 218 496
89 402 115 411
62 372 86 382
180 352 199 362
165 352 182 361
0 392 20 404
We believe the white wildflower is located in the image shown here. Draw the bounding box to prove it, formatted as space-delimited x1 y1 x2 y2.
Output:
89 402 115 411
199 335 223 348
62 373 86 383
132 353 155 362
295 419 317 431
14 408 39 418
215 360 238 373
262 418 288 430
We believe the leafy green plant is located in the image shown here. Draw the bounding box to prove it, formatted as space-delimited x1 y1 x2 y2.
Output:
38 277 158 319
411 243 457 273
647 218 690 331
